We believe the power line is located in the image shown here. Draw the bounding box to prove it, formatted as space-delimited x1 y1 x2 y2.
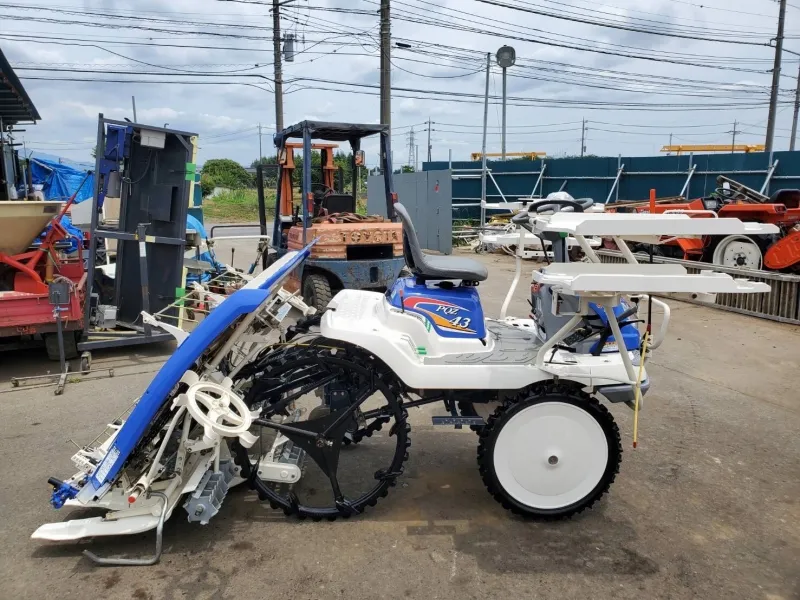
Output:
21 74 793 111
370 0 775 72
474 0 770 45
529 0 788 30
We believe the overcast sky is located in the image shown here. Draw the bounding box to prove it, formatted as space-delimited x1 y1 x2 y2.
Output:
3 0 800 168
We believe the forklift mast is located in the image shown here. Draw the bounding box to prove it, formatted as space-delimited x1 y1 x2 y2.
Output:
277 142 338 218
272 121 398 246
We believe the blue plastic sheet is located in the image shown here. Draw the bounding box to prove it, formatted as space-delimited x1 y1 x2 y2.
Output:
29 158 94 203
186 214 220 284
36 214 84 254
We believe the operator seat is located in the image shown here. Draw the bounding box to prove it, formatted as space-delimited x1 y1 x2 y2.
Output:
394 203 488 283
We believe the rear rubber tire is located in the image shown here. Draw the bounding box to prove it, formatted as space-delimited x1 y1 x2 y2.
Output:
302 273 333 312
44 331 79 361
477 391 621 520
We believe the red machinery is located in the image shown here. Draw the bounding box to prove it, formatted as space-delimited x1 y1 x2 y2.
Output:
605 197 709 260
606 180 800 272
0 173 91 359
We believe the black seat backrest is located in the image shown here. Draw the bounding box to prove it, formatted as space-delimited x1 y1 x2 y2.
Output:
394 203 424 270
323 193 356 214
393 202 489 283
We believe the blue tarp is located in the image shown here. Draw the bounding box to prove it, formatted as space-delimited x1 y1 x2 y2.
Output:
186 214 219 284
29 158 94 203
37 214 83 254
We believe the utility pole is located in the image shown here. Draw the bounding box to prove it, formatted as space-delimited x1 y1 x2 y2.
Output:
379 0 391 130
426 117 432 163
272 0 285 133
580 118 586 157
501 68 507 159
495 46 515 160
480 52 490 231
731 120 738 153
791 61 800 151
258 123 263 161
415 144 419 171
131 96 137 122
766 0 787 153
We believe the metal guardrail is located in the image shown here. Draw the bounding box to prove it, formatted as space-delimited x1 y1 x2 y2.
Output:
596 250 800 325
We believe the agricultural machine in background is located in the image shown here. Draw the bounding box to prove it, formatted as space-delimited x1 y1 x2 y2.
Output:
605 176 800 272
0 174 91 359
271 121 405 311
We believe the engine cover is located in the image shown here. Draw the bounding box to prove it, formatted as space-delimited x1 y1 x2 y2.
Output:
387 276 486 339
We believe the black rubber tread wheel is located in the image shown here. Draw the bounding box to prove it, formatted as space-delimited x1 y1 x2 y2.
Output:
302 273 333 312
241 341 411 521
271 321 391 447
44 331 79 361
477 390 621 520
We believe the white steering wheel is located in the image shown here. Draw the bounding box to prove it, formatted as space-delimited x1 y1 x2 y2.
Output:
185 381 254 439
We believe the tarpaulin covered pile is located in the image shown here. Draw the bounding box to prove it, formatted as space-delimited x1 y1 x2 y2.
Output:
29 158 94 203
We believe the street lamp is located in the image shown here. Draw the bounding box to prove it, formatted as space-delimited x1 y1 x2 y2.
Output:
496 45 516 160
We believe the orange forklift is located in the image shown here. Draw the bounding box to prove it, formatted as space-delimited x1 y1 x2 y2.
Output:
271 121 404 310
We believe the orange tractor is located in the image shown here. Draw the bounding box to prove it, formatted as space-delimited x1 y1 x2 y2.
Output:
605 177 800 272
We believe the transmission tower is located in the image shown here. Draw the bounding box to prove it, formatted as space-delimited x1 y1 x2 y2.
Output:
407 127 416 169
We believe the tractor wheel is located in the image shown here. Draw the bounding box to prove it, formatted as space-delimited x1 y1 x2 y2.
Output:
302 273 333 312
710 235 763 270
478 390 621 520
44 331 79 361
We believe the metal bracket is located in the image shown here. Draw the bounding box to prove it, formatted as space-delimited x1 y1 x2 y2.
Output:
82 491 168 566
605 163 625 204
680 159 696 199
760 159 779 195
530 161 546 198
431 416 486 427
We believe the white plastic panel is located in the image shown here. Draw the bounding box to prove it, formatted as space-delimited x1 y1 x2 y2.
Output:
480 231 600 248
321 289 638 390
535 212 780 237
533 266 771 295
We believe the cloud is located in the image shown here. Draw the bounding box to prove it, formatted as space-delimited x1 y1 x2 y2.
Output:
1 0 786 166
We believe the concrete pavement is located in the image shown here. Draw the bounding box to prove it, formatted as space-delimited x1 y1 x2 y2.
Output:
1 248 798 600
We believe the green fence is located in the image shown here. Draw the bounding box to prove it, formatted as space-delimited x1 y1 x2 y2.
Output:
425 151 800 219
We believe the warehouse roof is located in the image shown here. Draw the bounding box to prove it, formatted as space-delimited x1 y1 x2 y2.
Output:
0 48 40 127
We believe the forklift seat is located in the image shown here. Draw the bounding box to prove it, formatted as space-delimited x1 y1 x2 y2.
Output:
394 203 488 283
323 193 356 214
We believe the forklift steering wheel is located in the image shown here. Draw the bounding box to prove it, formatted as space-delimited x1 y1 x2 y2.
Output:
526 198 587 214
311 183 335 198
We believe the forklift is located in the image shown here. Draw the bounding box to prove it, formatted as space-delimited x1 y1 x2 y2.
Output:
271 121 404 310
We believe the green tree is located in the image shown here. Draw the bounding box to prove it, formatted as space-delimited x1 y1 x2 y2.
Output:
199 173 216 197
251 150 369 195
251 155 278 168
200 158 252 189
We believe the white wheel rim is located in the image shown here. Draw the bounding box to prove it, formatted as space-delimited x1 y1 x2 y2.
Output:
715 236 762 269
493 401 609 510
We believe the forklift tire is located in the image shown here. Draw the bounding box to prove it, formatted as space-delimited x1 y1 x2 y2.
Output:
303 273 333 312
44 331 79 361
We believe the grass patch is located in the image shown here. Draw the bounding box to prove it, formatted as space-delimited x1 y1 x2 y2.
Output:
203 188 276 223
204 189 369 222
